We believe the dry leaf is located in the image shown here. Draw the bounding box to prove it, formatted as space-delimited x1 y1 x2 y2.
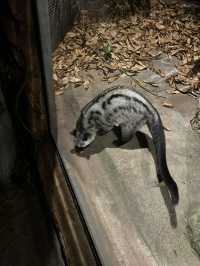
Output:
70 77 82 83
171 90 180 94
176 85 191 93
62 77 69 85
53 73 58 81
163 125 171 131
55 89 64 96
155 23 165 30
67 32 78 38
162 102 174 108
83 80 90 89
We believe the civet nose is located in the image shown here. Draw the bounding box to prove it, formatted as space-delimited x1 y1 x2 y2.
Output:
74 146 85 153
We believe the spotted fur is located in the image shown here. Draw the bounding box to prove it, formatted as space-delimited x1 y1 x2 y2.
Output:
72 85 179 205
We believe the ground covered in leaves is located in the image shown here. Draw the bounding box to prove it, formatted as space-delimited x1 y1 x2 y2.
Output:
53 0 200 101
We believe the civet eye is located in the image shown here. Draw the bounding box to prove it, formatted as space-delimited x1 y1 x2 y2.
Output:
82 133 91 141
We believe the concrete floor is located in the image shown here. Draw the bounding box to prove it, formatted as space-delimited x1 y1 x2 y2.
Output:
55 55 200 265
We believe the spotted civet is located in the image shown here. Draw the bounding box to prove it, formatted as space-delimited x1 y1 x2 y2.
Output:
72 85 179 205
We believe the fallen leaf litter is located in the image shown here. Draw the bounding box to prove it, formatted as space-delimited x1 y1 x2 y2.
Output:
53 0 200 99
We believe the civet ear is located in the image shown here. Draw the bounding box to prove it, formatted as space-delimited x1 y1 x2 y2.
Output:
70 129 76 136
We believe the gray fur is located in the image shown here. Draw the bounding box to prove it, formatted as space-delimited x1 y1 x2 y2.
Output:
73 85 179 204
73 86 157 146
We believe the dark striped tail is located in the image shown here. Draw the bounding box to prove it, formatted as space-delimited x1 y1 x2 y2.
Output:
148 113 179 205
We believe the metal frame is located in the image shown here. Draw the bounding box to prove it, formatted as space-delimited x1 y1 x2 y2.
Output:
34 0 101 264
